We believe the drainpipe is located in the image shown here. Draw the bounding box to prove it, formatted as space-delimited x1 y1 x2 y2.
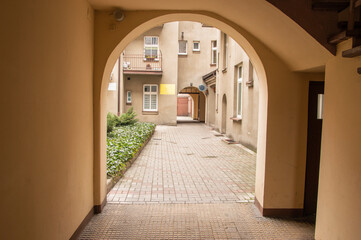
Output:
117 56 121 116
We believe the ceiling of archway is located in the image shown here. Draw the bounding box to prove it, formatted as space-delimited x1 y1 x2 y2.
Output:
88 0 334 72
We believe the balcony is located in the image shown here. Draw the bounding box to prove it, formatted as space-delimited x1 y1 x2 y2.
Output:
122 51 162 75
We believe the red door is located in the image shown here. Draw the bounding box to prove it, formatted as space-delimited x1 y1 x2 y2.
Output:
177 97 188 116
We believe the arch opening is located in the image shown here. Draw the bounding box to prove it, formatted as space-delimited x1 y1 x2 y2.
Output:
94 12 269 213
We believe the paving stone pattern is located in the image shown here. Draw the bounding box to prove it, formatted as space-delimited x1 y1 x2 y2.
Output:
79 203 315 240
80 124 315 239
107 124 256 204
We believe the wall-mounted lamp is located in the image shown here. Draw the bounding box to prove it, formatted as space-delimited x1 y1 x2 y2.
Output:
113 8 125 22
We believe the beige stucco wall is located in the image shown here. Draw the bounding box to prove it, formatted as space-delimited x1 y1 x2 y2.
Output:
107 59 120 115
122 23 179 124
0 0 94 239
213 34 259 151
206 88 216 126
177 22 219 92
315 40 361 240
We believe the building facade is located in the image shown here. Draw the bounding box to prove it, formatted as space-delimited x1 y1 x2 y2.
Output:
107 21 259 150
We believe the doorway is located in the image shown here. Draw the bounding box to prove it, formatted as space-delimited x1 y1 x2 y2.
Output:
304 81 324 216
221 94 227 134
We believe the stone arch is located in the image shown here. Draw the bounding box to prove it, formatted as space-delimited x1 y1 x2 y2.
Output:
94 11 309 214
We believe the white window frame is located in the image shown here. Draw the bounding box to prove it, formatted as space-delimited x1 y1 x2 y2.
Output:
126 91 132 104
193 41 200 52
236 64 243 118
211 40 217 65
178 40 188 55
143 84 158 111
144 36 159 61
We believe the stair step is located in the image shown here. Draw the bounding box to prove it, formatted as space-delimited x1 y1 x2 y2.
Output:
338 21 361 29
328 30 361 44
342 45 361 57
312 0 350 12
356 0 361 7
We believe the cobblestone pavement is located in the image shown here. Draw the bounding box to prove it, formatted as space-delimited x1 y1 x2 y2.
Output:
107 124 256 204
79 203 315 240
80 124 315 239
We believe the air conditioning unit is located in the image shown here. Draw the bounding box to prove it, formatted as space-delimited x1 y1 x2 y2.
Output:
198 84 207 92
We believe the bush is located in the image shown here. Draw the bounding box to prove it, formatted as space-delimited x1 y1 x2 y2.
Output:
107 122 156 177
107 107 138 134
119 107 138 125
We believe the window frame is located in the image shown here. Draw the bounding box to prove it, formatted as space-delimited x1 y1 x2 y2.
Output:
144 36 159 61
143 84 158 112
222 33 228 70
211 40 217 65
178 40 188 55
236 64 243 118
126 91 132 104
192 41 200 52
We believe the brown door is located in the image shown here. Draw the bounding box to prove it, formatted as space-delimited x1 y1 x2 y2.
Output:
177 97 189 116
304 81 324 216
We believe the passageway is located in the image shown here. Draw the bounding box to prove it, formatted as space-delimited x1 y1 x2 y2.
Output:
79 124 315 239
108 123 255 204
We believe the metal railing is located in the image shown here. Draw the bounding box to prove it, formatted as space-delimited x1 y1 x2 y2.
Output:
122 51 162 73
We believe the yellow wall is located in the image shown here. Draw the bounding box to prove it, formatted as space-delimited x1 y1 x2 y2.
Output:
315 40 361 240
0 0 94 239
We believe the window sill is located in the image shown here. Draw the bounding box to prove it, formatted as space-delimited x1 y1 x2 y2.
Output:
143 59 159 62
230 117 242 122
126 102 132 105
210 63 216 67
222 68 227 73
178 53 188 56
142 111 159 115
193 50 200 52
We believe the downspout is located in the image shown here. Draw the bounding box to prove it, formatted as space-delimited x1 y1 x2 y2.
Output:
117 56 121 116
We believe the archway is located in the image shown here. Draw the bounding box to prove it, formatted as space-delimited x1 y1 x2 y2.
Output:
221 94 227 134
178 86 206 122
94 11 312 217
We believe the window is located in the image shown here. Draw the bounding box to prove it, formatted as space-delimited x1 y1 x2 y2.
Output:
144 36 159 60
211 40 217 65
237 64 243 118
222 33 228 69
193 41 200 51
178 40 187 55
143 84 158 111
126 91 132 104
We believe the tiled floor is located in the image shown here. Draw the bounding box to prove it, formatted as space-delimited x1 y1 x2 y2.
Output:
80 124 315 239
107 124 256 204
79 203 315 240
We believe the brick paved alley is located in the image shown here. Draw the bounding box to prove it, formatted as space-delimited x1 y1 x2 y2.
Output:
107 123 256 204
79 124 315 239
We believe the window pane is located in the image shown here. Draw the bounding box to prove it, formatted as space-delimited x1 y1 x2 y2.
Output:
238 66 243 79
144 85 150 92
151 94 157 109
179 40 187 54
193 42 199 50
237 82 242 115
212 41 217 48
212 50 217 64
144 37 152 45
152 37 158 45
151 85 157 92
144 94 150 109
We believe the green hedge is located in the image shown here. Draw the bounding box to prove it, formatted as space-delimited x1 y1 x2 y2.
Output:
107 122 156 177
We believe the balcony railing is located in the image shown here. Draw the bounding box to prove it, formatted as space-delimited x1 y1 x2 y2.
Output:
122 51 162 75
